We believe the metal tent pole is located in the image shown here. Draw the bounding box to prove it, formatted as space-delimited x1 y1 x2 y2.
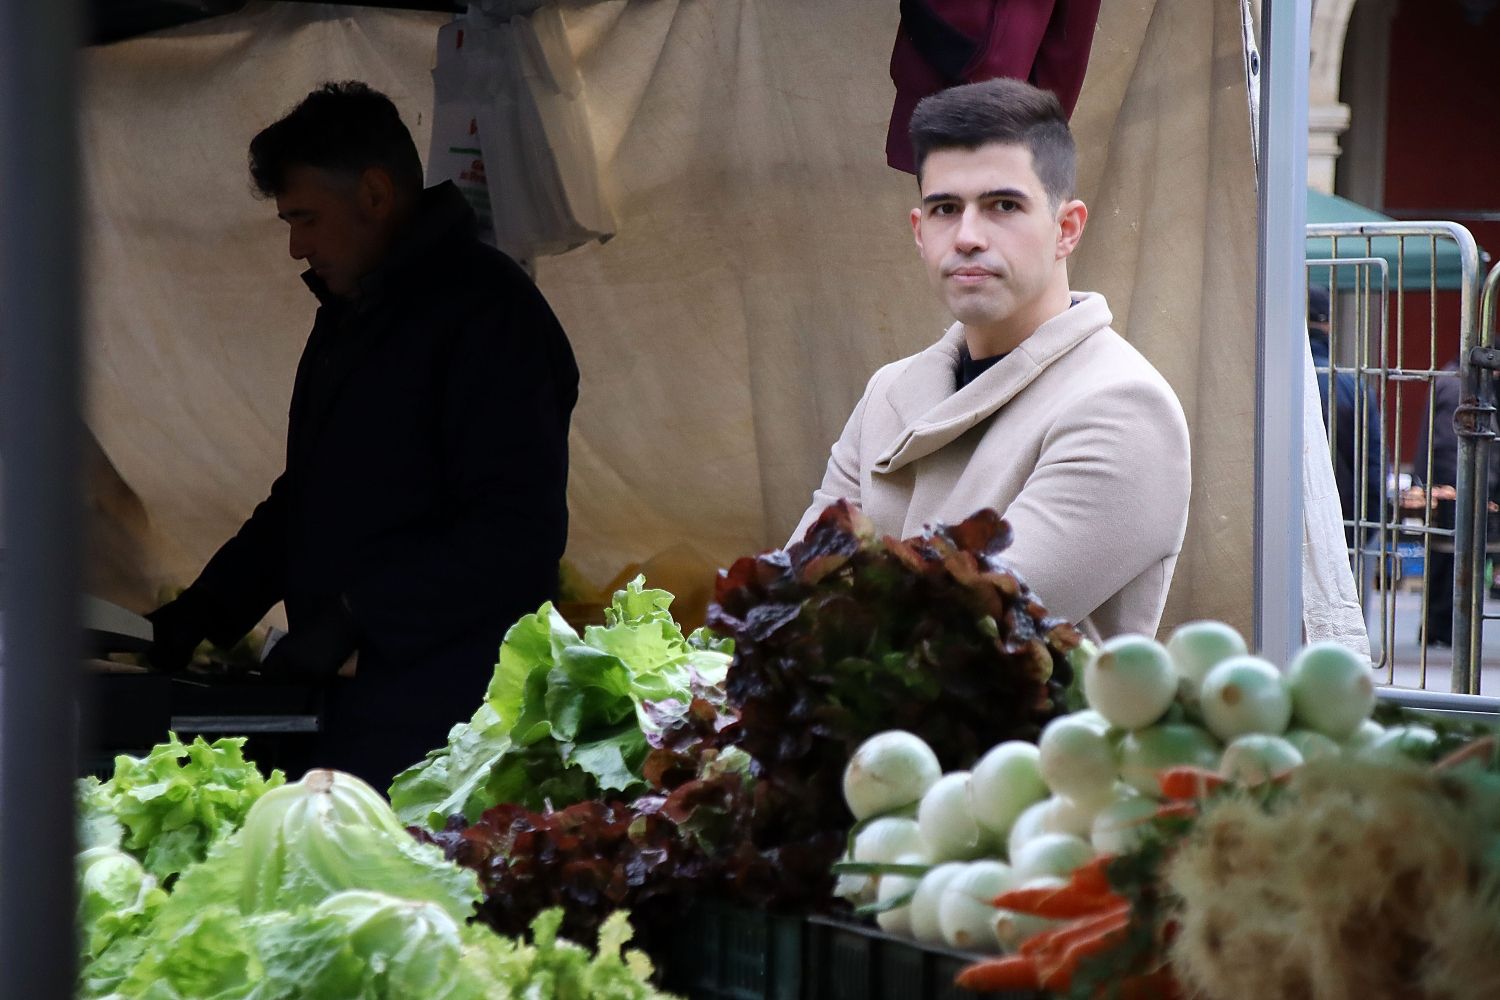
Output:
1253 0 1312 664
0 1 84 997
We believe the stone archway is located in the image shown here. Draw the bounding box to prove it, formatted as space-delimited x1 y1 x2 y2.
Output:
1308 0 1358 192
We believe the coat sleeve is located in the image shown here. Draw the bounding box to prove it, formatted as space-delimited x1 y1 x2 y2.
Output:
788 375 873 545
997 378 1192 628
188 472 292 646
342 290 579 665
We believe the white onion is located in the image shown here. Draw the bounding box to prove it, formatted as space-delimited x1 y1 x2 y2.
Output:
854 817 926 867
1218 734 1304 785
1011 832 1094 881
1199 656 1292 741
938 860 1017 952
970 742 1049 840
1037 795 1100 840
1118 723 1221 797
1166 621 1248 702
1007 799 1050 862
843 731 943 821
874 851 928 936
917 772 988 861
1083 635 1178 730
1342 718 1386 752
1285 642 1377 741
908 862 967 945
1067 710 1113 734
1362 724 1439 762
833 868 874 906
1091 796 1161 855
1282 728 1342 762
1039 716 1117 803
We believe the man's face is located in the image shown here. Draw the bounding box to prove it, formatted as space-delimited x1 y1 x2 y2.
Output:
275 166 394 298
910 142 1084 340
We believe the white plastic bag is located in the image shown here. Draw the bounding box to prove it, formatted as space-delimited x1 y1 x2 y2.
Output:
426 5 614 260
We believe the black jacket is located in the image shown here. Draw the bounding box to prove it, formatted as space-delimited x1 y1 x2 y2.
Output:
1309 330 1384 548
186 182 579 785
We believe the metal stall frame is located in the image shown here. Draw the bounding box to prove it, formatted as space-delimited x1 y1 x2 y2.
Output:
1459 260 1500 693
1254 0 1312 665
0 2 84 997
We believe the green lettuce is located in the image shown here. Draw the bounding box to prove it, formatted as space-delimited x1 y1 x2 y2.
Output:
96 899 674 1000
391 578 731 829
81 733 285 882
460 907 675 1000
77 847 167 969
155 769 479 932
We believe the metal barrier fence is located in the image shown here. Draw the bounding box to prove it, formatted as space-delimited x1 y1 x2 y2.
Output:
1305 222 1486 695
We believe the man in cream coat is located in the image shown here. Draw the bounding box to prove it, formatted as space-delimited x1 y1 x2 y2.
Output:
793 79 1190 640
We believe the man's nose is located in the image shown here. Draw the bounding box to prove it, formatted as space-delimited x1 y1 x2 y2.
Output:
288 231 309 261
954 206 987 252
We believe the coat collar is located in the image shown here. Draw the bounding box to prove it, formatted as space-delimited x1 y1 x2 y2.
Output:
873 292 1113 473
300 181 478 308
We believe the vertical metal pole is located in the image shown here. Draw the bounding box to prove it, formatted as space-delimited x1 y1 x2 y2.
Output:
1254 0 1311 663
1456 258 1500 693
0 2 83 997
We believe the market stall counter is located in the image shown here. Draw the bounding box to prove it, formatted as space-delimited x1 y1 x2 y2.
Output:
82 596 321 778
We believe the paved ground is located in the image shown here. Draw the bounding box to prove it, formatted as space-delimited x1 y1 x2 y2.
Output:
1364 587 1500 693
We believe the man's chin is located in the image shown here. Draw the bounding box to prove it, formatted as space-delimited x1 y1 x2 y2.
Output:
946 296 1010 330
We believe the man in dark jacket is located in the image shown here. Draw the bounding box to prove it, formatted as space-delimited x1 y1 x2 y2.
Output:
146 82 579 787
1413 358 1500 646
1308 285 1384 552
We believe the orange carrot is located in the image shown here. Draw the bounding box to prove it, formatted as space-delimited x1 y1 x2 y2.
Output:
1020 902 1130 959
954 954 1041 991
1157 766 1225 799
1434 735 1496 773
991 884 1120 919
1035 914 1130 990
1069 853 1116 896
992 855 1120 916
1154 801 1201 822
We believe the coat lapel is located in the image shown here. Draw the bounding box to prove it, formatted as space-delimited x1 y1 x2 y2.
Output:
874 293 1113 473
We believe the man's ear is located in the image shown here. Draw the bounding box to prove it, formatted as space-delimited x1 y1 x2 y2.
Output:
358 167 399 219
910 206 924 254
1055 199 1088 260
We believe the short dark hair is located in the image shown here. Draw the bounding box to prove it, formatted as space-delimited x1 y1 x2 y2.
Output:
909 79 1076 206
248 81 424 198
1308 284 1331 324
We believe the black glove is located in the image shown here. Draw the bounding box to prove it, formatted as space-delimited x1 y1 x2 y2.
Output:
145 590 212 673
261 598 359 682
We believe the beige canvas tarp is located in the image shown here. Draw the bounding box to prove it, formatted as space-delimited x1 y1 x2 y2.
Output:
81 0 1259 638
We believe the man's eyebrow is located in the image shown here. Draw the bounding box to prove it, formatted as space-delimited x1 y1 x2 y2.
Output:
920 187 1031 207
277 209 313 222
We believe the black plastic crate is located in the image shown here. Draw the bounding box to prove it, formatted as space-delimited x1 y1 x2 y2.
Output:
657 901 1034 1000
658 901 804 1000
802 915 1034 1000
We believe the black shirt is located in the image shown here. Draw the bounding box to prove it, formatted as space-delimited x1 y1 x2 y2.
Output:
957 345 1008 390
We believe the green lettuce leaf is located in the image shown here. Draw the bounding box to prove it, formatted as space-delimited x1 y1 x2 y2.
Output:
82 734 284 882
76 846 167 988
390 704 512 830
159 770 478 931
78 776 125 852
392 578 732 829
458 909 677 1000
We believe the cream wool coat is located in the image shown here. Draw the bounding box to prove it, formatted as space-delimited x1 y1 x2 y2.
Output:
792 292 1191 640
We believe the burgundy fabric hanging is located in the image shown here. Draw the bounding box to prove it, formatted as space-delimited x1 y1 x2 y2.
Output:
887 0 1102 174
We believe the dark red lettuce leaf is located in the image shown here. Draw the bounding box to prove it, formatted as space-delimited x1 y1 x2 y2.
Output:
708 501 1079 862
